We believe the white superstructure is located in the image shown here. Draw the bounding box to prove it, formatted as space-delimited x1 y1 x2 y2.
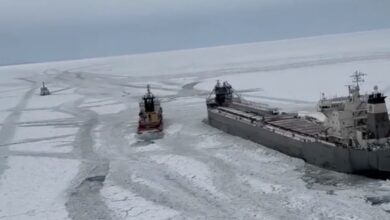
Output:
318 72 390 149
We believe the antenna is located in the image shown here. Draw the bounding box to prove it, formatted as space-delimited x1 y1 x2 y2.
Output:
344 84 354 96
351 71 366 88
146 84 153 97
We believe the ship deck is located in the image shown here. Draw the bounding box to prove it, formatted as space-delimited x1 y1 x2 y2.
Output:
212 106 324 137
267 118 323 136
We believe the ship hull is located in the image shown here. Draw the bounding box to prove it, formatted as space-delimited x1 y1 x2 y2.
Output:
207 109 390 175
137 120 163 134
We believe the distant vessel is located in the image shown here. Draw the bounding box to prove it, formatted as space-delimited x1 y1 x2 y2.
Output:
40 82 50 96
206 73 390 176
138 85 163 134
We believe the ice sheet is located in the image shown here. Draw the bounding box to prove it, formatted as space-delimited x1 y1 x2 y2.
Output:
1 29 390 219
0 156 80 220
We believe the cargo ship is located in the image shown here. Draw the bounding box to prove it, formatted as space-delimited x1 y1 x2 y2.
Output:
138 85 163 134
206 73 390 176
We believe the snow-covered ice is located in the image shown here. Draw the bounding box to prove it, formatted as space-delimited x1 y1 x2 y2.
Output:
10 136 74 154
1 29 390 219
0 156 79 220
101 180 179 220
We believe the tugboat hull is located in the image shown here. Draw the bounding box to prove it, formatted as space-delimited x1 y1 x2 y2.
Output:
137 121 163 134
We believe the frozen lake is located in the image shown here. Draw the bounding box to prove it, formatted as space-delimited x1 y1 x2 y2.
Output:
1 30 390 219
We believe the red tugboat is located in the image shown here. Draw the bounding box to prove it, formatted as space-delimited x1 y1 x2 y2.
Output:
137 85 163 134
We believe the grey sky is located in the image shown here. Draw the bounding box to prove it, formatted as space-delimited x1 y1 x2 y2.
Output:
1 0 390 66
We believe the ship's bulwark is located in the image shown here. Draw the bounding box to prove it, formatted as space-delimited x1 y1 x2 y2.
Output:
207 109 390 177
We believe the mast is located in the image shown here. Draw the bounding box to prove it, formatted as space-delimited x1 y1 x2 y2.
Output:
347 71 366 99
147 84 151 96
351 71 366 89
143 84 155 112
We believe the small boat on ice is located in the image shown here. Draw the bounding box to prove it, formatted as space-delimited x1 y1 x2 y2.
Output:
40 82 51 96
137 85 163 134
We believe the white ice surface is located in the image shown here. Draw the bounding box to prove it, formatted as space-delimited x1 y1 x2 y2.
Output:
86 103 126 115
10 136 74 153
19 110 72 123
101 180 179 220
13 126 76 141
25 90 83 109
0 112 8 124
0 88 31 111
150 154 223 198
0 156 80 220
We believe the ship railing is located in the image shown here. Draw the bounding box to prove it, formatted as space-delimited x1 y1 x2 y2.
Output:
226 112 260 126
263 125 316 142
234 99 277 111
217 107 263 121
263 125 336 146
215 109 260 126
320 96 349 102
